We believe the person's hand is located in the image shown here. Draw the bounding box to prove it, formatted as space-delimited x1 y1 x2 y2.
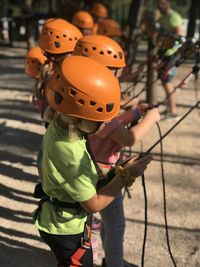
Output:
137 103 151 114
122 154 153 186
144 107 160 123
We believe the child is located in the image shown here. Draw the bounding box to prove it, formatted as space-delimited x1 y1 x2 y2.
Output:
90 3 108 34
157 0 183 119
33 55 153 267
72 11 94 36
38 18 83 124
73 35 160 267
97 19 122 43
24 46 47 105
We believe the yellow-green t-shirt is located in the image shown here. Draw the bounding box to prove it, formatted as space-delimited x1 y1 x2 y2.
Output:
34 119 98 235
159 9 182 31
159 9 182 56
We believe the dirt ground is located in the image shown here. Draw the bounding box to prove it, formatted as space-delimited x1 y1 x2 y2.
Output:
0 44 199 267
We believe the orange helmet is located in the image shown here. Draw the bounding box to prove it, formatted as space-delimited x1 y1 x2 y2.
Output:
91 3 108 19
45 56 120 121
39 18 82 54
25 46 47 78
72 11 94 29
73 35 125 68
97 19 121 37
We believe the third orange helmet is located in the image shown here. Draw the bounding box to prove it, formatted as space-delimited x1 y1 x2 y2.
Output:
73 35 125 68
39 18 82 54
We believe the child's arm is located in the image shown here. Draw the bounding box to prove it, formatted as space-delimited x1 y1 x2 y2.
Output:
80 154 153 212
107 108 160 147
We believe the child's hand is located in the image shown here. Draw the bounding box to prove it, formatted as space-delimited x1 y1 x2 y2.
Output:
137 103 151 114
124 154 153 179
144 107 160 123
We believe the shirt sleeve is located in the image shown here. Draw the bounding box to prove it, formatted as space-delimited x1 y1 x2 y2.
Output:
170 12 182 28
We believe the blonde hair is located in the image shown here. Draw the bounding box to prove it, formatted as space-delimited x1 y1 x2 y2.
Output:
57 113 81 140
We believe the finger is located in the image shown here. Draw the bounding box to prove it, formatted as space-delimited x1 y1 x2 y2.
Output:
138 154 153 163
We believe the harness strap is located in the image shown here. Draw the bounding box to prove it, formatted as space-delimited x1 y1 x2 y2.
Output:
69 214 92 267
33 183 83 222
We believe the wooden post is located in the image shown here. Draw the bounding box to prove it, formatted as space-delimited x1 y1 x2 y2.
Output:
125 0 146 68
146 35 157 104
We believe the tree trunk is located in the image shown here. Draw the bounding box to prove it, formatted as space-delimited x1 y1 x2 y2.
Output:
23 0 35 49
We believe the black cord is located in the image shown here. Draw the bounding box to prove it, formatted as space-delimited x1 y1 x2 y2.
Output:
194 51 200 116
156 122 177 267
141 173 148 267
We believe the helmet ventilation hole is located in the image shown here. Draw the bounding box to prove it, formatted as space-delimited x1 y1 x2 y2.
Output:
107 50 112 54
63 34 67 37
106 103 114 112
100 51 104 55
77 99 85 105
55 92 63 105
96 107 103 112
113 55 117 58
118 51 123 59
70 89 77 96
55 41 60 48
90 100 96 106
92 46 97 50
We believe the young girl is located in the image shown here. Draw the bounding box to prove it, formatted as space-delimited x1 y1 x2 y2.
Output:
73 35 160 267
33 55 153 267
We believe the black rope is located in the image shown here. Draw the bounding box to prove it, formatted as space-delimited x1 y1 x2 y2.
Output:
118 101 200 167
145 100 200 155
141 173 148 267
156 122 177 267
194 50 200 116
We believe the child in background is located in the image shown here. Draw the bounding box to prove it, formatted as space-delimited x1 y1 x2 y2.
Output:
90 3 108 34
33 55 153 267
157 0 183 119
24 46 47 105
73 35 160 267
72 11 94 36
97 19 122 43
38 18 82 124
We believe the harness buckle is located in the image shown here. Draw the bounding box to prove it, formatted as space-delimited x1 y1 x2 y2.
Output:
80 237 91 249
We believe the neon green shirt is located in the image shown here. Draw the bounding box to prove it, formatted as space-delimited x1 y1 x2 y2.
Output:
159 9 182 56
34 119 98 235
159 9 182 31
